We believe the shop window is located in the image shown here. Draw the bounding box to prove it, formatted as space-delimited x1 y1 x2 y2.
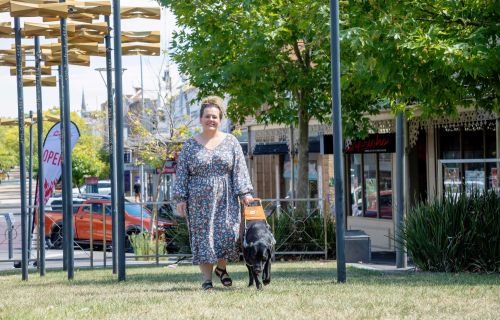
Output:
348 153 393 219
439 121 497 194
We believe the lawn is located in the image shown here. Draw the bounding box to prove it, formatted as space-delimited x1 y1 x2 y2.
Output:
0 261 498 319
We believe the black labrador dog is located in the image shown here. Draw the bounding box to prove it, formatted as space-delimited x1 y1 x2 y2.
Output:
242 220 276 289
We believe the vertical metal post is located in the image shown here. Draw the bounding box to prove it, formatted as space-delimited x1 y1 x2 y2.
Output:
60 2 74 280
58 65 67 271
28 111 33 263
140 163 144 231
14 16 28 281
35 34 45 276
113 0 126 281
290 125 295 199
104 14 118 274
329 0 346 283
396 112 407 268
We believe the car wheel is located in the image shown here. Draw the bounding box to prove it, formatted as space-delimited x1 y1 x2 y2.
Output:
50 225 63 249
125 230 139 253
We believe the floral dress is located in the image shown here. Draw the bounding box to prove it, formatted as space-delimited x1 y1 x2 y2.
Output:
173 134 253 264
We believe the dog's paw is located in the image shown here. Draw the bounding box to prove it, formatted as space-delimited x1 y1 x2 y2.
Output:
263 279 270 285
256 283 263 290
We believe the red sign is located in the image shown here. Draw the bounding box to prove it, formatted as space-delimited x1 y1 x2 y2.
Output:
345 133 396 154
85 176 98 185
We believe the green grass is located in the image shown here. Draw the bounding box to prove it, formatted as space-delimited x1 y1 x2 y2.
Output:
0 262 499 319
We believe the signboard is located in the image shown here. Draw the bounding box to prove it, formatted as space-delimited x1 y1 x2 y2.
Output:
36 121 80 205
344 133 396 154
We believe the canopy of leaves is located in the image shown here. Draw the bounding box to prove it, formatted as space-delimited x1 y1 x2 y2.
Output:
161 0 498 138
161 0 332 125
341 0 499 135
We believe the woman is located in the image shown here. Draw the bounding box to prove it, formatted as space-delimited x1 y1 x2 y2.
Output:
173 96 254 290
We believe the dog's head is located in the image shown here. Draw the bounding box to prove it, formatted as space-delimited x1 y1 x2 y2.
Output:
243 240 272 274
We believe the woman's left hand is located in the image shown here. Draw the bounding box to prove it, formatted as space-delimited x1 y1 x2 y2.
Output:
241 195 254 206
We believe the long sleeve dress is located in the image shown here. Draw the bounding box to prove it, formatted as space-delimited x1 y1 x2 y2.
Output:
173 134 253 264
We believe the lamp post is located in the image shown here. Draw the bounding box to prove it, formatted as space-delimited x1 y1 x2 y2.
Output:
329 0 346 283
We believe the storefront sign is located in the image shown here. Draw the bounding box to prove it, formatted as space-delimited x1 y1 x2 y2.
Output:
345 133 395 154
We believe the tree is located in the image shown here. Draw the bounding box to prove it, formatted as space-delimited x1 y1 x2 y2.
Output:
340 0 499 134
160 0 333 201
160 0 499 201
126 55 193 234
0 108 108 187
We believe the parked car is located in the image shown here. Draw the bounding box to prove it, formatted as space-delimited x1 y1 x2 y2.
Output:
73 180 112 195
40 198 176 252
46 197 86 213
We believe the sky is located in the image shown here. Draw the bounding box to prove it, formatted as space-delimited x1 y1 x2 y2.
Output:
0 0 180 118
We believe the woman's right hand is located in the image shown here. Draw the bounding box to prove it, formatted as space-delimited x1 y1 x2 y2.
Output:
176 202 187 217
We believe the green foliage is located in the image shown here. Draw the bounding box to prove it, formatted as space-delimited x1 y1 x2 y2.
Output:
341 0 499 134
0 109 108 186
129 232 167 260
161 0 498 141
164 216 191 254
402 191 500 273
271 207 336 258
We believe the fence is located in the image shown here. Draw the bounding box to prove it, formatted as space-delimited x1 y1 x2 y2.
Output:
0 198 334 272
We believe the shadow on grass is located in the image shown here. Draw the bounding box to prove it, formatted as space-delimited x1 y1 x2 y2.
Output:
2 262 499 289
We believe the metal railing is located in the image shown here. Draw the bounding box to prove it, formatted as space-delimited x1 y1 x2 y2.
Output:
0 197 333 272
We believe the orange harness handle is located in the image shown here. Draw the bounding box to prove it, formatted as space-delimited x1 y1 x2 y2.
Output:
243 198 267 221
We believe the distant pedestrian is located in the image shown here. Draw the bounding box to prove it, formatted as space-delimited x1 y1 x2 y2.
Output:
133 179 141 202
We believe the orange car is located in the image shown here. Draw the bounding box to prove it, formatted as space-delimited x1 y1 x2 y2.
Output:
40 198 176 252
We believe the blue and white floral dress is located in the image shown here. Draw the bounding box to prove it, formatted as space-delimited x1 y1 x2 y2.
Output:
173 134 253 264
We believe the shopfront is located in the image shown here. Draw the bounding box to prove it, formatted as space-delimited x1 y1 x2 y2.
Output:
335 133 397 251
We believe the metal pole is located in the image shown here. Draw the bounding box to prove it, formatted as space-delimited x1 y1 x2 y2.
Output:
140 164 144 231
60 3 74 280
35 35 46 276
396 112 407 268
104 14 118 275
14 16 28 281
28 111 33 263
113 0 126 281
329 0 346 283
58 65 67 271
290 125 295 199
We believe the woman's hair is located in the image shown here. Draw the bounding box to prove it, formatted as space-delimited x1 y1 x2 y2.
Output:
200 96 224 120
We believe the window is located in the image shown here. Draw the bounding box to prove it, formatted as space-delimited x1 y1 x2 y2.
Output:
348 153 393 219
439 121 497 194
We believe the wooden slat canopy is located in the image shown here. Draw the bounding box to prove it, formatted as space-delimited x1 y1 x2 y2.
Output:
9 1 69 18
121 31 160 44
22 75 56 86
22 22 76 37
10 65 52 75
121 42 160 56
120 7 160 20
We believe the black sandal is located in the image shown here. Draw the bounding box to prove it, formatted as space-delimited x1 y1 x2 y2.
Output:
201 280 213 290
214 267 232 287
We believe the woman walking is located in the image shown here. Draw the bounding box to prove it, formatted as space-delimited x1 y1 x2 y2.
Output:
173 96 254 290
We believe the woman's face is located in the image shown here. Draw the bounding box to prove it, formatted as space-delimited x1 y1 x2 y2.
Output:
200 106 221 133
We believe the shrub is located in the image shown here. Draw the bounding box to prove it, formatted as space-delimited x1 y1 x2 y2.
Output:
270 206 336 259
129 232 166 260
402 191 500 273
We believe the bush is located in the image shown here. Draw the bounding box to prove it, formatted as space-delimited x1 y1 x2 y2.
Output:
402 191 500 273
129 232 166 260
162 215 191 254
270 206 336 259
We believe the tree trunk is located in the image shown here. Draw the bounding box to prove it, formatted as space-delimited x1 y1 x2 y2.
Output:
296 107 310 216
148 173 162 237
